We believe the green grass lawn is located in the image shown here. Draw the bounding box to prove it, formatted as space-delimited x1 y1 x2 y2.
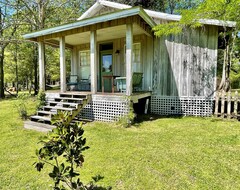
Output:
0 98 240 189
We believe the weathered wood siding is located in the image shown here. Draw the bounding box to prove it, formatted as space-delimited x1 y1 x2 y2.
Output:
152 25 218 98
74 34 153 91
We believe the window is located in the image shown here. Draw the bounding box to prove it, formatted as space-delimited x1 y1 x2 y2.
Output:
79 50 90 79
132 43 141 72
79 51 90 66
124 43 142 73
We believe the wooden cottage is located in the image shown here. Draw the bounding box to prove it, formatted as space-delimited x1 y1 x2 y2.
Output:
23 0 236 124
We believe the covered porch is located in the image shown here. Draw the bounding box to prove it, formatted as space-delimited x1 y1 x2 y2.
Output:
24 7 155 96
44 90 152 122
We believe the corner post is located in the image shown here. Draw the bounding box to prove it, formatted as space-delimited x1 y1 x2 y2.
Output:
38 41 45 91
90 30 97 94
126 23 133 96
60 36 66 92
71 48 78 76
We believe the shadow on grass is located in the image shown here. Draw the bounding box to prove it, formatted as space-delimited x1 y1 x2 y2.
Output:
133 113 184 126
88 175 112 190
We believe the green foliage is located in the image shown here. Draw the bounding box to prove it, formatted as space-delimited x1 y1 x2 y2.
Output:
36 90 46 110
230 37 240 88
153 0 240 37
16 93 31 120
153 22 184 37
117 103 135 128
34 112 90 189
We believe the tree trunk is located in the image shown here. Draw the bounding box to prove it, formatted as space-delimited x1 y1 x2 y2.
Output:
14 45 19 94
218 28 232 92
0 48 5 98
218 49 227 90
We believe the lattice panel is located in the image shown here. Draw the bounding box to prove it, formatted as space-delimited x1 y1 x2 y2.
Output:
79 100 130 122
151 96 214 116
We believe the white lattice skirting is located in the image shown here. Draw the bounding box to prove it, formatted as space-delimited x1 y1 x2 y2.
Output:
79 99 130 122
151 96 214 116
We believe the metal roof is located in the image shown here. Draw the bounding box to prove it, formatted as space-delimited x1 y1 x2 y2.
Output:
23 7 156 40
78 0 236 28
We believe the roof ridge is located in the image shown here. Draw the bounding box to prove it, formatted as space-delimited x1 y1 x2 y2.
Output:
78 0 235 27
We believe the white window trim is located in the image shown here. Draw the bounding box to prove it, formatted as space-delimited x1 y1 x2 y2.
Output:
79 50 90 67
124 42 142 72
79 50 90 80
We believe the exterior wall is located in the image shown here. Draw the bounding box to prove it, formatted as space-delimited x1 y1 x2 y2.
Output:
73 34 153 92
151 25 218 116
115 35 153 91
152 25 218 98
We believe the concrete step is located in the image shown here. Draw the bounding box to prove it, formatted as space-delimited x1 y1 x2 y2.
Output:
30 115 51 124
24 120 55 132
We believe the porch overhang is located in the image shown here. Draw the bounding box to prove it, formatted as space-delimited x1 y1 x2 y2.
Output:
23 6 156 44
23 6 155 95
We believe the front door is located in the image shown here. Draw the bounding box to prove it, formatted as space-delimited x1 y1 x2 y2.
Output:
100 50 113 92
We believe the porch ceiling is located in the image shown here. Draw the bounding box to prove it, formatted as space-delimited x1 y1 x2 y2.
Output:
23 6 156 45
49 24 147 46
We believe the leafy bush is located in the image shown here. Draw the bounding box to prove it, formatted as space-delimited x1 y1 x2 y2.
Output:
36 90 46 110
117 104 135 128
34 112 93 189
16 93 31 120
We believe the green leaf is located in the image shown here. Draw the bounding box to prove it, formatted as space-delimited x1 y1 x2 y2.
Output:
53 165 59 174
49 172 56 178
35 162 44 172
59 163 64 172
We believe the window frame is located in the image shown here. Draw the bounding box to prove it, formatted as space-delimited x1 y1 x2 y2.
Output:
124 42 142 72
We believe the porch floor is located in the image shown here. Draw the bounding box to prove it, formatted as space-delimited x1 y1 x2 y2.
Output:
45 90 152 103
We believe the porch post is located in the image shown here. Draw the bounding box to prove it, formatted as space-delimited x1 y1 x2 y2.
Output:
60 36 66 92
71 48 78 75
126 23 133 96
90 30 97 94
38 41 45 91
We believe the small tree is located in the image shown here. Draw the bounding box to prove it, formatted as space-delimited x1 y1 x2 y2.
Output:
34 112 90 189
16 93 31 120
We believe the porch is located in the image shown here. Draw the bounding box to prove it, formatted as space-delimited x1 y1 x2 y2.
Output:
45 90 151 122
24 7 155 97
46 90 151 103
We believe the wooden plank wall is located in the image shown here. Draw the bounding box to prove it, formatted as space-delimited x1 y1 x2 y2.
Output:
74 34 153 91
152 25 218 97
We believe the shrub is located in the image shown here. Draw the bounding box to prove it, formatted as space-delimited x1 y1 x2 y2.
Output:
36 90 46 110
117 104 135 128
34 112 90 189
16 93 31 120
